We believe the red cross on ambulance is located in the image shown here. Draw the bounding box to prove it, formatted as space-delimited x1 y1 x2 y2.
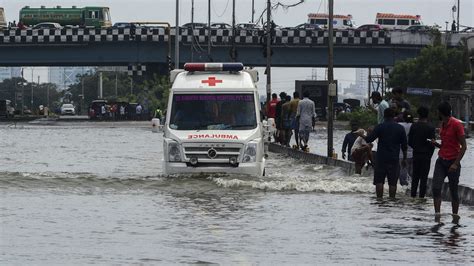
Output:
201 77 223 86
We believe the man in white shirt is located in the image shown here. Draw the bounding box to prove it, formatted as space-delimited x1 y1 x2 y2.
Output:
351 129 374 174
370 91 389 124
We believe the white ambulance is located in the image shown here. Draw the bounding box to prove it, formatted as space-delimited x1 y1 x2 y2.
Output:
163 63 267 176
307 13 354 29
375 13 422 30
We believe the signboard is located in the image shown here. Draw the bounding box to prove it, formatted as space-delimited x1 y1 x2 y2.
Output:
295 80 338 119
406 87 432 96
16 92 22 101
97 66 128 72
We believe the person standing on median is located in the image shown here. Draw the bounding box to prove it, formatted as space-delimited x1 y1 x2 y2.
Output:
357 108 407 198
408 106 435 199
289 91 301 149
296 91 316 152
430 102 467 224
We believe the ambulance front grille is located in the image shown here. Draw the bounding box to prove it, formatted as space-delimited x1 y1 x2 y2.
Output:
183 143 243 163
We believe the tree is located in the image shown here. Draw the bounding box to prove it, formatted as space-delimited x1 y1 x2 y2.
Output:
68 71 171 114
387 45 469 91
0 77 61 111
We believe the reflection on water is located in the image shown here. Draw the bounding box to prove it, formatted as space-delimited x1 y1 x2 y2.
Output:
0 123 473 264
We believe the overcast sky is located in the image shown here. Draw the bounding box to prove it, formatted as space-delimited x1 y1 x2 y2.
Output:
1 0 473 95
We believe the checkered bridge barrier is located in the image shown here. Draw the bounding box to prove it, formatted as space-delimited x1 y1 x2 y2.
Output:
0 27 393 46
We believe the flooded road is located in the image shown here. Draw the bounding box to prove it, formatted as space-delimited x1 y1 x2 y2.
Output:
1 122 473 264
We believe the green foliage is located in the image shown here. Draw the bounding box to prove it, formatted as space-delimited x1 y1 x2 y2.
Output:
0 77 61 111
388 45 469 91
68 71 171 113
337 108 377 129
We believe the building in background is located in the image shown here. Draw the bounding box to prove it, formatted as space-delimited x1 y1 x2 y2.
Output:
48 67 94 90
0 67 22 81
355 68 368 93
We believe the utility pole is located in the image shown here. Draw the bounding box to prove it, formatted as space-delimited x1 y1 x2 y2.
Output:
251 0 255 23
98 72 103 99
231 0 236 61
175 0 180 68
81 68 85 115
191 0 194 62
115 73 118 98
208 0 212 60
457 0 460 32
266 0 271 105
327 0 335 158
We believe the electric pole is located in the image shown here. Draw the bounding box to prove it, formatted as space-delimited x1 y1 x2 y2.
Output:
231 0 236 61
208 0 211 60
327 0 335 158
191 0 194 62
175 0 180 68
266 0 271 106
251 0 255 23
457 0 460 32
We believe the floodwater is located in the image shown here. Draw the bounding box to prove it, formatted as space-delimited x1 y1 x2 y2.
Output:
1 122 473 264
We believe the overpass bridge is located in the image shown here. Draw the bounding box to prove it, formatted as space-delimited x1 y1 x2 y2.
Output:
0 27 472 69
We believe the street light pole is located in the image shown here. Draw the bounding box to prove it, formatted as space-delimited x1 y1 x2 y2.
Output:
327 0 335 158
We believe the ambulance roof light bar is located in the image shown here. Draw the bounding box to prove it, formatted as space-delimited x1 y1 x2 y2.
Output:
184 63 243 72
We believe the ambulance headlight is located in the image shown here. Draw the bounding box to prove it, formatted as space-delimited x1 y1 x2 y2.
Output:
243 142 257 163
168 142 182 162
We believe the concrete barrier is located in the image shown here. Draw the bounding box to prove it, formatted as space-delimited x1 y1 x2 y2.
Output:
269 143 474 206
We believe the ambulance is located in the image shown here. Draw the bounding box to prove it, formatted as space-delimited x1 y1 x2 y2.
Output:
307 13 354 29
163 63 267 176
375 13 422 30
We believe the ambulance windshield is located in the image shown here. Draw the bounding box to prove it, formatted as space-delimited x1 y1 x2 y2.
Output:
169 93 257 130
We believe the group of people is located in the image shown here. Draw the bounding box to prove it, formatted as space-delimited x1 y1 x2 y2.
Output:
266 91 316 152
342 87 467 224
89 103 146 120
7 20 26 30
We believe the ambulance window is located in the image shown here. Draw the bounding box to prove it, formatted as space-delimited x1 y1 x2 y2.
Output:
377 19 383 24
412 20 420 25
382 19 395 25
169 94 257 130
314 19 327 25
397 19 409 25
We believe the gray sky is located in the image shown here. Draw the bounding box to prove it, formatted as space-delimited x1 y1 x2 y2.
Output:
1 0 473 96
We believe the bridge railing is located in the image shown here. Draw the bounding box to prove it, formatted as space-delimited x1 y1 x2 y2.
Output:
1 27 472 48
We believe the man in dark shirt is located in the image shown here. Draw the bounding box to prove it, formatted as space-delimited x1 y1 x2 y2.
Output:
391 87 411 122
341 122 359 161
408 106 435 198
358 108 407 198
275 92 287 144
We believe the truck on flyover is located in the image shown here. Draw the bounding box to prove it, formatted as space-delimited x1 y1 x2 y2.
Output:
19 6 112 28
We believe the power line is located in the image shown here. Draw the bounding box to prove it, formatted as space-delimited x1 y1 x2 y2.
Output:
212 0 230 18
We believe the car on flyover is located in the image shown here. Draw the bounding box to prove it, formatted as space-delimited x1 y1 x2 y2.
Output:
181 22 207 29
60 103 75 115
285 23 322 30
33 22 62 30
211 23 232 29
356 24 382 31
236 23 262 30
405 25 433 32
